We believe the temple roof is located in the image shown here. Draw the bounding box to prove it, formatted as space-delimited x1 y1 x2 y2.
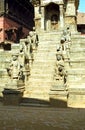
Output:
77 12 85 25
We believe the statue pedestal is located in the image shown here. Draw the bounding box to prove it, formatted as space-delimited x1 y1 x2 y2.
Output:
2 88 23 106
50 90 68 108
68 86 85 108
50 80 68 107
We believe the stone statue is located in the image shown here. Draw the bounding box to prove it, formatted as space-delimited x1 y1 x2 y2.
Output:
28 27 39 50
62 29 67 41
18 66 25 83
7 54 20 79
28 31 35 50
19 39 32 81
33 26 39 48
60 37 66 51
66 26 71 42
7 53 24 78
6 53 25 91
55 54 68 85
62 27 71 43
20 39 33 66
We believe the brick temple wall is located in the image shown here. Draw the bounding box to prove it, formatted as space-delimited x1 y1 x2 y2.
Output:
0 17 4 43
0 16 30 43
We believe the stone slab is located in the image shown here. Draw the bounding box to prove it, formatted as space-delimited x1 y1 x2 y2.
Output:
68 94 85 108
2 88 23 106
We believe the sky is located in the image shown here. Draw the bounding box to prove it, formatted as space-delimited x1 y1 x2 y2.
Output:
78 0 85 12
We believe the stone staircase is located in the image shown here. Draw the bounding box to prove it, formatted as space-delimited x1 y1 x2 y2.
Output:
1 31 85 108
67 34 85 107
0 50 11 96
22 32 61 105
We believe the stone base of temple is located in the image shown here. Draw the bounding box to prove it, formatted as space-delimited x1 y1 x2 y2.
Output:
50 90 68 108
68 87 85 108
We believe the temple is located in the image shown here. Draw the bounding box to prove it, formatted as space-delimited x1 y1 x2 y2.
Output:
0 0 80 45
32 0 79 32
1 0 85 108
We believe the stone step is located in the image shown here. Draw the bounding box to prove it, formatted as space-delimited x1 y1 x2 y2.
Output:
25 88 50 93
35 53 56 57
38 45 58 48
29 73 53 78
27 78 53 84
72 35 85 39
39 41 58 43
31 67 55 72
20 103 50 107
70 51 85 55
21 96 50 103
39 36 60 39
34 57 56 60
31 69 54 74
37 50 56 53
26 84 51 90
37 47 56 51
33 60 56 63
36 48 56 52
30 71 54 75
68 83 85 89
68 69 85 74
69 75 85 80
69 59 85 62
31 62 55 67
68 61 85 68
26 80 53 85
37 46 56 50
31 63 56 68
67 64 85 69
68 80 85 85
34 57 56 61
24 93 50 100
26 90 50 95
38 42 57 45
27 83 52 89
70 54 85 59
39 36 60 41
38 43 57 46
39 40 58 43
72 40 85 43
28 77 53 82
70 47 85 51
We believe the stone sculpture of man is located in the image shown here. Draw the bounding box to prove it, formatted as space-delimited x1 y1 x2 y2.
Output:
7 53 20 79
33 26 39 48
60 37 66 51
56 54 67 85
28 27 39 50
62 27 71 42
66 26 71 42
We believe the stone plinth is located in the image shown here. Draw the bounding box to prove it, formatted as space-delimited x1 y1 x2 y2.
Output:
50 90 68 107
2 88 23 106
68 87 85 108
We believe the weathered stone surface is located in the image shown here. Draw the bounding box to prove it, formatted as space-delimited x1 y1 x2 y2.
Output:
2 88 23 106
1 0 85 108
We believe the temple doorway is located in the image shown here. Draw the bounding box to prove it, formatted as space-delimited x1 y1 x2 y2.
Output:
45 3 60 31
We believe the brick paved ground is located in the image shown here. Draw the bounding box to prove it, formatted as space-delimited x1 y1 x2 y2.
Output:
0 103 85 130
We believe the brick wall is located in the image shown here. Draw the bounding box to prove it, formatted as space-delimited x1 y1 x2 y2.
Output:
0 16 30 43
0 17 4 43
